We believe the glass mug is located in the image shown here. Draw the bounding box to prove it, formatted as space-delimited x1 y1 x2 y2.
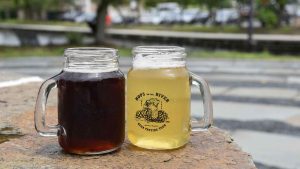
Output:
127 46 213 150
34 48 125 155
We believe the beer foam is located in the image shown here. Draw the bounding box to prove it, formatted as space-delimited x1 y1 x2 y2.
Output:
133 54 186 69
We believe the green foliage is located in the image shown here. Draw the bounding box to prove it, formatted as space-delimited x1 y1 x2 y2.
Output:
143 0 231 8
13 0 48 10
188 49 300 60
92 0 125 6
255 0 295 27
198 0 231 10
1 0 74 11
0 1 15 10
277 0 288 6
112 24 300 34
257 7 278 27
0 46 132 58
256 0 278 27
66 32 83 45
144 0 196 8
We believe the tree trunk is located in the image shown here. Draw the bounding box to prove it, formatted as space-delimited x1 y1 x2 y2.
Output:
208 8 215 25
277 3 285 27
4 10 10 19
137 0 144 24
95 0 110 44
17 9 25 20
41 9 47 20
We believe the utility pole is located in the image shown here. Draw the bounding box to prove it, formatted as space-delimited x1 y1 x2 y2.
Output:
247 0 254 50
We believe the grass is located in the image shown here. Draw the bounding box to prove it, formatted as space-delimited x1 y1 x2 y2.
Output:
0 46 66 57
0 46 299 61
0 46 132 58
112 24 300 34
113 24 243 33
0 19 86 27
188 49 300 60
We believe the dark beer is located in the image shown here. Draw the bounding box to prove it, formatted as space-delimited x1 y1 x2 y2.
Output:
56 70 125 154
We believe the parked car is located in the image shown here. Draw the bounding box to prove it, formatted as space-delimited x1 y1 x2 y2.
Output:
60 10 95 23
156 2 181 24
139 10 155 24
150 9 164 25
139 7 180 25
181 8 199 23
74 13 95 23
108 9 123 24
240 18 262 28
60 10 81 21
194 11 209 24
215 8 239 25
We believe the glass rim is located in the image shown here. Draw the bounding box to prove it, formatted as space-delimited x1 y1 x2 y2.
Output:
64 47 118 56
133 46 185 53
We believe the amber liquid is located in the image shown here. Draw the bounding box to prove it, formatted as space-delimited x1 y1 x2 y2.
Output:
57 70 125 154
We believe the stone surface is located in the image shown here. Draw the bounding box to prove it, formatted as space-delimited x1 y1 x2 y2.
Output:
0 82 257 169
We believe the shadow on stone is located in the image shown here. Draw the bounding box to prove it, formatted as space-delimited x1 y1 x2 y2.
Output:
35 144 62 157
35 143 123 158
0 126 23 144
126 142 187 153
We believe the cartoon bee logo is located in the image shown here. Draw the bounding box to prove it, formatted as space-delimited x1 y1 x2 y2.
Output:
136 98 168 123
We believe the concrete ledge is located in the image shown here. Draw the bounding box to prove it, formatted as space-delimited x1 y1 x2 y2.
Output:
0 23 300 53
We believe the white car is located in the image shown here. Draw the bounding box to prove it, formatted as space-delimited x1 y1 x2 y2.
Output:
140 8 177 25
215 8 239 24
61 10 81 21
155 2 181 24
139 9 162 24
74 13 95 23
108 9 123 24
241 19 262 28
140 2 183 25
181 9 199 23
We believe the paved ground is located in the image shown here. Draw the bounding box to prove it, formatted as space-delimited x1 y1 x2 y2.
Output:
1 57 300 169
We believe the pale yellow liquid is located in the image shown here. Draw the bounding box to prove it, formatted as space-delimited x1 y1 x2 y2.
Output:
127 67 191 149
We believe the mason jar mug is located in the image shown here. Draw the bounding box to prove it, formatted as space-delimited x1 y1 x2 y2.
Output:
34 47 125 155
127 46 213 150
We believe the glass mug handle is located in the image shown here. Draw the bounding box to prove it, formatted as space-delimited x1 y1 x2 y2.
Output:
34 77 61 137
190 72 213 131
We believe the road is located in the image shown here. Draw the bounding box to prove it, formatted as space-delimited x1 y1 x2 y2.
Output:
1 57 300 169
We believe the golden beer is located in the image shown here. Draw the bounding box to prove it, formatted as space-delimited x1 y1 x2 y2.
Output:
127 67 191 149
127 46 213 150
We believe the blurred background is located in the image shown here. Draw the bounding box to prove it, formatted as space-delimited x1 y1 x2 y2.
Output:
0 0 300 169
